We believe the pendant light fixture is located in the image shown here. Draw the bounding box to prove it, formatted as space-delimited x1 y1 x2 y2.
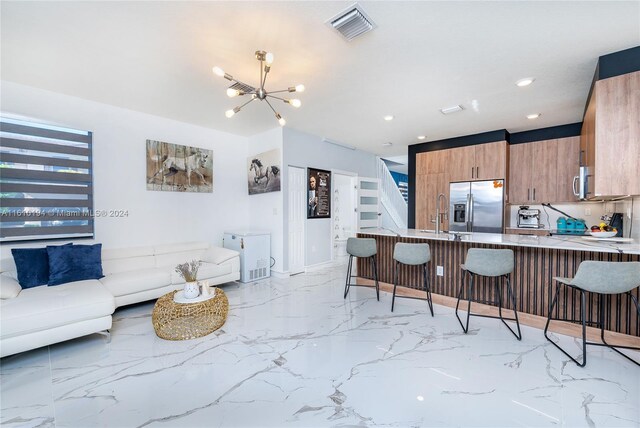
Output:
212 50 304 127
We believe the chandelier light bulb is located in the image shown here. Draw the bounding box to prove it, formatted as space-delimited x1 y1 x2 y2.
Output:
289 99 301 108
225 109 235 118
265 52 274 65
276 113 286 126
295 84 305 93
226 88 239 98
212 66 225 77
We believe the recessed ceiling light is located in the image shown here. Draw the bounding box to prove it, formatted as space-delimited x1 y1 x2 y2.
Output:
527 113 541 119
417 135 426 140
417 396 425 401
516 78 535 87
440 105 463 115
382 142 393 147
384 115 394 121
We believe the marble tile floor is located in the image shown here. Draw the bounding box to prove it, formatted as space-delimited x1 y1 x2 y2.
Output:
1 262 639 428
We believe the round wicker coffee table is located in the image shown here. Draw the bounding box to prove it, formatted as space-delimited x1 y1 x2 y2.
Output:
152 288 228 340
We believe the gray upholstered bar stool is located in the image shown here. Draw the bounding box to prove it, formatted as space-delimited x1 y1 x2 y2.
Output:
391 243 434 315
455 248 521 340
343 238 379 301
544 261 640 367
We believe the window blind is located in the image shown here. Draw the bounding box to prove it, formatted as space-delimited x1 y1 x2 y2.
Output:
0 117 94 242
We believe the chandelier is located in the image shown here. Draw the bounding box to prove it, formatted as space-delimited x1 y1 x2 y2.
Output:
212 50 304 127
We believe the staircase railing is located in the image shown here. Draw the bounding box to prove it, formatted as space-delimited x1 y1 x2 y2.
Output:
376 158 407 229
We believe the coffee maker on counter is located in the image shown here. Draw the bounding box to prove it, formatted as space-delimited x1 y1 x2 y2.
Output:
517 206 541 229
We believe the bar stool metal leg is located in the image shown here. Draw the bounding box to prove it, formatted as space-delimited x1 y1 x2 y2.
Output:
455 271 473 333
372 256 380 301
343 255 353 299
598 293 640 366
424 263 434 316
391 261 399 312
544 283 587 367
499 275 522 340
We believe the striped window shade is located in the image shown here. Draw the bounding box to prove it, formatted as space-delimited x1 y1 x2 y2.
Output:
0 117 94 242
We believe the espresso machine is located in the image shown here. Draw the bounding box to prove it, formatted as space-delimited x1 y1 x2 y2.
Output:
517 206 541 229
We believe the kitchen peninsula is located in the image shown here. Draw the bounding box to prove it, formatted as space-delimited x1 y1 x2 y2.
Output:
357 228 640 338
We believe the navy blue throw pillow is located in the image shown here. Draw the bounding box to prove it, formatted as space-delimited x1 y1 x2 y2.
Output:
12 247 48 288
11 244 73 289
47 243 104 286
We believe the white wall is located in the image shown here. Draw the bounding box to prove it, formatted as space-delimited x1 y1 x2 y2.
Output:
246 127 285 273
0 81 250 257
282 127 377 269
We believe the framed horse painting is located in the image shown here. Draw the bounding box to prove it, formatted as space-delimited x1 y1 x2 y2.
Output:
146 140 213 192
247 148 281 195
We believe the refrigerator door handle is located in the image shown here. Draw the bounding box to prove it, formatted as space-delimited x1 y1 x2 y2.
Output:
465 193 471 232
469 193 474 232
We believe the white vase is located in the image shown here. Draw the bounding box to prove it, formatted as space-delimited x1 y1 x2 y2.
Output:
183 281 200 299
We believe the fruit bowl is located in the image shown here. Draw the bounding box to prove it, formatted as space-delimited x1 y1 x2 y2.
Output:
589 231 617 238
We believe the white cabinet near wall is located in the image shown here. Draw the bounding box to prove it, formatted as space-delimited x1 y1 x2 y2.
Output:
223 231 270 283
357 177 381 229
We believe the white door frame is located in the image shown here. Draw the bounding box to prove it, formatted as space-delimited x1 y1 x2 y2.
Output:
288 165 306 275
331 169 358 261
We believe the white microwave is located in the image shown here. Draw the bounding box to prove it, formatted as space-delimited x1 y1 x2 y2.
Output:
573 166 590 200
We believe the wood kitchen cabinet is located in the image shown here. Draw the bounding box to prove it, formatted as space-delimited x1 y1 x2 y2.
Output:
508 137 579 204
556 136 581 202
449 141 507 182
415 172 449 230
582 71 640 197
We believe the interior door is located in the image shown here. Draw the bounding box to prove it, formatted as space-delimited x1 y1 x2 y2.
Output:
357 177 381 229
288 166 306 275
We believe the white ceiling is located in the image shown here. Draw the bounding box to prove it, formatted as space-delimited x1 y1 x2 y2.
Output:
2 1 639 157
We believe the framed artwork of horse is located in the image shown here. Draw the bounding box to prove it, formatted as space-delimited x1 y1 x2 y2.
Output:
247 149 281 195
146 140 213 193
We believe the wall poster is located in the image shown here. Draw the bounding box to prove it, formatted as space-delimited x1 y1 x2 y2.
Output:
307 167 331 219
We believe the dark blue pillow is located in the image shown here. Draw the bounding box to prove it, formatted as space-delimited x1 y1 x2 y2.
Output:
11 244 73 289
47 243 104 286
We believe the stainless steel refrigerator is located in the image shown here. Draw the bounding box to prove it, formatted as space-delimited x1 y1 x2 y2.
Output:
449 180 504 233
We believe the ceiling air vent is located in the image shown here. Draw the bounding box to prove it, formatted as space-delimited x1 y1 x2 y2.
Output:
328 4 376 41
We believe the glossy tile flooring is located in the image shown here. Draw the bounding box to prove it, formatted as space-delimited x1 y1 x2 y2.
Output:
1 262 639 427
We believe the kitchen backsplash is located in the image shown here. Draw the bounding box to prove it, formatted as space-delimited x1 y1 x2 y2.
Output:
508 200 636 238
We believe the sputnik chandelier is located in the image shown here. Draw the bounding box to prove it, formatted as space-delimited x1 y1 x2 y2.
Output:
212 50 304 127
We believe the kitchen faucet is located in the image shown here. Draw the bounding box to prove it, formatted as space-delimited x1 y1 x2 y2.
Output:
432 193 448 234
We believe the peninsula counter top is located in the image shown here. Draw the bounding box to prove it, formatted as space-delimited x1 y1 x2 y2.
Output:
358 228 640 255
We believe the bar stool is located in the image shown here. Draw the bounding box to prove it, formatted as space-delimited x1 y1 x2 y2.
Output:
455 248 522 340
391 243 433 316
544 261 640 367
343 238 379 301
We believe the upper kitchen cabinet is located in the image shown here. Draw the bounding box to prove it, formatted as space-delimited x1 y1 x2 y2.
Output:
508 137 579 204
449 141 507 182
475 141 507 180
416 150 449 175
582 71 640 197
556 136 581 202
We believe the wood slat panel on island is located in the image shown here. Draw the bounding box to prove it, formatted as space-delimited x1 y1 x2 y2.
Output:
357 231 640 338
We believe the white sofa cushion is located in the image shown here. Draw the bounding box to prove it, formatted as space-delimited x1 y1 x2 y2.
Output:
0 274 21 299
0 280 115 339
154 242 209 268
169 261 232 285
101 245 156 275
99 268 171 297
204 246 241 265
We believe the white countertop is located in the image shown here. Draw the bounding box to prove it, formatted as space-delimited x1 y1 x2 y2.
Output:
358 228 640 255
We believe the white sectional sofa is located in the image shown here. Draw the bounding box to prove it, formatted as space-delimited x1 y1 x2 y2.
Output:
0 241 239 358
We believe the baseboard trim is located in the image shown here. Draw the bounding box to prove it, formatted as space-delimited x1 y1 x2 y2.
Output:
271 270 290 279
